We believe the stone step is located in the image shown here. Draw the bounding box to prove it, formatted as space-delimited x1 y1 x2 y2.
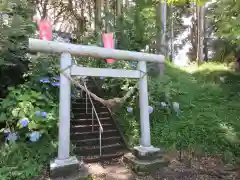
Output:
72 97 100 103
72 107 108 114
71 123 115 133
72 136 122 147
74 143 124 156
71 112 110 119
71 129 119 140
79 152 125 163
71 117 113 125
72 106 108 111
71 101 103 108
71 107 105 113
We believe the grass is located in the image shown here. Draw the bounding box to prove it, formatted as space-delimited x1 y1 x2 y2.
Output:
114 62 240 162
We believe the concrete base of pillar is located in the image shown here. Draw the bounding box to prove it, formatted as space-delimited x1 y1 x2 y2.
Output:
123 146 169 176
50 156 89 180
134 145 162 161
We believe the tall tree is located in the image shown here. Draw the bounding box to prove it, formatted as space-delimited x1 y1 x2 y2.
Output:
116 0 123 48
161 0 167 56
104 0 110 32
95 0 102 33
170 0 174 60
196 4 204 64
203 5 208 61
155 0 167 55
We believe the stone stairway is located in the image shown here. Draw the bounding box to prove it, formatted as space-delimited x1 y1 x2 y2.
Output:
70 79 126 163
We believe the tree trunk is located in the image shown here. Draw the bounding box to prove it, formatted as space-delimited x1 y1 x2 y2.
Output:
116 0 122 48
155 3 161 54
199 5 204 63
105 0 110 32
196 4 200 64
124 0 129 8
196 4 204 65
116 0 122 16
88 2 93 29
170 1 174 60
155 0 167 55
161 0 167 56
95 0 102 33
189 2 198 61
203 6 208 61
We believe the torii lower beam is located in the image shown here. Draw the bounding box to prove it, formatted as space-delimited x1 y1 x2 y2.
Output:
71 65 141 78
28 38 165 178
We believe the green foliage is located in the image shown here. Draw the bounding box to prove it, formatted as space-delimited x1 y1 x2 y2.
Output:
25 55 60 87
0 53 60 139
208 0 240 60
0 0 58 175
114 105 140 147
114 62 240 162
0 0 35 65
0 0 36 97
0 137 57 180
0 85 58 135
0 53 60 179
209 0 240 45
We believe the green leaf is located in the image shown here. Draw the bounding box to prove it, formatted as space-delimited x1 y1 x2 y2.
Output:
1 99 13 109
17 94 31 101
18 111 26 118
12 108 20 117
28 121 38 130
0 113 7 122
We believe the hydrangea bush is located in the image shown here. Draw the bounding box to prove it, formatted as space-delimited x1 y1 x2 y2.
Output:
0 74 82 143
0 84 58 143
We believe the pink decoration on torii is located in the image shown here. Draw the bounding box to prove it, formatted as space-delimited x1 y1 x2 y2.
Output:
37 19 52 40
102 33 115 64
33 14 52 41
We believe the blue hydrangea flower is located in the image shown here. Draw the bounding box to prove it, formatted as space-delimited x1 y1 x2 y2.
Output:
51 82 60 86
127 107 133 113
100 76 104 80
6 132 18 142
35 111 41 116
29 131 42 142
19 118 29 128
41 112 47 118
148 106 153 114
40 77 50 83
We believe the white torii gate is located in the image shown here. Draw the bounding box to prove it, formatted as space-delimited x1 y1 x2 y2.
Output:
28 38 165 177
